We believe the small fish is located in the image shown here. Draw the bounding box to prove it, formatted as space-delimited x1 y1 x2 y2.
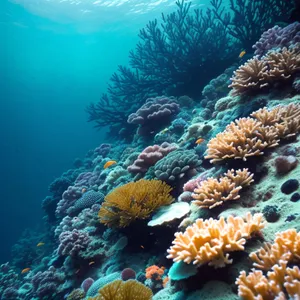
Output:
239 50 246 58
195 138 204 145
161 128 169 134
21 268 30 274
89 261 95 266
37 242 45 247
140 245 145 249
103 160 117 169
75 269 80 274
82 188 87 193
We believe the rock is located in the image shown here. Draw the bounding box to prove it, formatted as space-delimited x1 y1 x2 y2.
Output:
274 155 298 175
291 192 300 202
281 179 299 194
262 205 280 222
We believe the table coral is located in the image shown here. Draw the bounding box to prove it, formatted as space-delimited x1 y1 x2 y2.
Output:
98 179 173 228
167 212 265 268
192 168 254 209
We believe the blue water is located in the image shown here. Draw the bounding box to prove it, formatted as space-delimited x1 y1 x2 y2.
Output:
0 0 210 264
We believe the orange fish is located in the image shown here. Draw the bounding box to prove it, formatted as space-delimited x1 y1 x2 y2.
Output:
89 261 95 266
21 268 30 274
239 50 246 58
103 160 117 169
195 138 204 145
37 242 45 247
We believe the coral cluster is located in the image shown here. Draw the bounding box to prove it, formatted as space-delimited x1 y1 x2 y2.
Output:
229 47 300 95
236 229 300 299
167 213 266 268
192 169 254 209
206 103 300 163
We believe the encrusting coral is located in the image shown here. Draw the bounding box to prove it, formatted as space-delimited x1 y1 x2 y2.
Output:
205 103 300 163
88 279 153 300
167 212 266 268
192 168 254 209
98 179 173 228
236 229 300 300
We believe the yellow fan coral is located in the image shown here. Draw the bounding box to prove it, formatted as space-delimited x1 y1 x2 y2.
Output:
192 168 254 209
88 279 153 300
98 179 173 228
205 117 279 163
167 212 265 268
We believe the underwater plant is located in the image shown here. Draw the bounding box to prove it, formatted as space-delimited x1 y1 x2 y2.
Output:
98 179 173 227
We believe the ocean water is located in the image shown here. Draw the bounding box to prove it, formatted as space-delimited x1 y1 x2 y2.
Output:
1 0 299 299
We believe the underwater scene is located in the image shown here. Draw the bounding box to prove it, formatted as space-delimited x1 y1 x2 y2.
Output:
1 0 300 299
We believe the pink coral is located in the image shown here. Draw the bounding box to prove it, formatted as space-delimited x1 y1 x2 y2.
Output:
128 142 178 174
57 229 90 257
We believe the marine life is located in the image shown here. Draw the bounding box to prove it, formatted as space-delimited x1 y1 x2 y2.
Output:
21 268 30 274
195 138 204 145
103 160 117 169
3 2 300 300
239 50 246 58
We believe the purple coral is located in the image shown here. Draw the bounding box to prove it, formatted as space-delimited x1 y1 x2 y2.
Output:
127 96 180 135
128 142 178 174
57 229 90 257
67 191 104 216
56 186 83 217
81 277 94 293
253 22 300 56
94 143 111 157
31 267 65 298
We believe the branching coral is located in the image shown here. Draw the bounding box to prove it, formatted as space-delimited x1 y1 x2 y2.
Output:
229 47 300 95
167 212 265 268
192 168 254 209
98 179 173 228
206 103 300 163
205 117 279 163
236 229 300 300
88 279 153 300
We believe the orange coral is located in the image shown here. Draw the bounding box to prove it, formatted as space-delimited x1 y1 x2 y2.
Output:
192 168 254 209
167 212 265 268
145 265 165 280
88 279 153 300
206 103 300 163
98 179 173 228
205 117 279 163
236 229 300 300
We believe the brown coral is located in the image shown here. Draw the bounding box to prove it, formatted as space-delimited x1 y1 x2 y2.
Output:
229 57 269 94
98 179 173 228
192 168 254 209
206 103 300 163
230 47 300 95
205 117 279 163
88 279 153 300
167 212 265 268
